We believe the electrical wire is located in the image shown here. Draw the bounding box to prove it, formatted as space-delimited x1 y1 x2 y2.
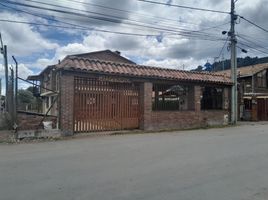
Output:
56 0 229 31
1 0 226 40
237 34 268 52
0 19 227 42
12 0 227 37
57 0 200 26
137 0 230 14
238 42 268 55
0 19 159 37
239 15 268 34
20 0 194 32
0 2 156 35
217 37 229 58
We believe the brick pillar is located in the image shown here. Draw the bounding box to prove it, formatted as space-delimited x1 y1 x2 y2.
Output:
187 86 195 110
139 82 152 130
223 87 230 110
194 86 201 112
59 74 74 135
251 96 258 121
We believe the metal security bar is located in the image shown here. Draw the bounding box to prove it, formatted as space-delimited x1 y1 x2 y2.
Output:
74 77 140 132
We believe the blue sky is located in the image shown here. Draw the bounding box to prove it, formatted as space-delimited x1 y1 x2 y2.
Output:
0 0 268 92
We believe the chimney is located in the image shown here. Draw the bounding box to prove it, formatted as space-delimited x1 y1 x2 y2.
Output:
114 50 121 55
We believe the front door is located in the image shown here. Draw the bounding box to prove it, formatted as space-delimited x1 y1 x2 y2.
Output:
257 98 268 121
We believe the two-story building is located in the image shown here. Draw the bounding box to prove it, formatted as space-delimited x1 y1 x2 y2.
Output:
217 63 268 121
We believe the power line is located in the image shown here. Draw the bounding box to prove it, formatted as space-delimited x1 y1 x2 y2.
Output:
32 0 198 27
239 15 268 34
21 0 191 32
238 42 268 55
0 19 157 37
9 0 226 37
1 0 216 37
58 0 228 31
238 33 268 44
137 0 230 14
217 37 229 58
0 2 154 36
237 34 268 52
0 19 226 42
1 0 225 40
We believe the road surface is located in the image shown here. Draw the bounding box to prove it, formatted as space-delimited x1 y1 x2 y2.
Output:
1 123 268 200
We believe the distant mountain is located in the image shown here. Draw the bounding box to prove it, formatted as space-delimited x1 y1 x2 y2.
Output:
192 56 268 72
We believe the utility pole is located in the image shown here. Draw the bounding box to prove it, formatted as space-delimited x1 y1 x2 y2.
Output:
230 0 238 124
9 67 14 125
0 78 1 111
0 33 8 112
12 56 18 130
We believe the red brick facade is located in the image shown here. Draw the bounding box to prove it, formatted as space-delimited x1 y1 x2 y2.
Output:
140 82 230 131
28 50 233 135
18 112 57 130
59 76 231 134
59 73 74 135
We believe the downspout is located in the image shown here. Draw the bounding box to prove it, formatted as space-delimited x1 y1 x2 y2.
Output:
251 66 255 94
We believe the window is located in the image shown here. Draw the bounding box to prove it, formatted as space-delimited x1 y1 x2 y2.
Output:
201 87 223 110
152 84 194 111
257 70 267 88
46 97 50 109
244 99 252 110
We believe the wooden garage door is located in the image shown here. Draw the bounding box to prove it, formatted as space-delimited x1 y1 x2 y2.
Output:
74 77 140 133
257 98 268 121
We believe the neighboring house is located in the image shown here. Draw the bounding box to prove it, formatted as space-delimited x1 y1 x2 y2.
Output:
216 63 268 121
28 50 232 135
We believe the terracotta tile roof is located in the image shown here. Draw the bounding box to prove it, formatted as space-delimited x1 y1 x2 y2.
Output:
215 63 268 78
70 49 136 64
56 56 232 85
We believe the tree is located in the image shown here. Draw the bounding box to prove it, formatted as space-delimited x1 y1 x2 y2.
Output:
18 89 35 111
18 89 34 104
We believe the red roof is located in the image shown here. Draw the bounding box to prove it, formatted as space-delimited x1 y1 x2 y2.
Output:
70 49 135 64
56 56 232 85
215 63 268 78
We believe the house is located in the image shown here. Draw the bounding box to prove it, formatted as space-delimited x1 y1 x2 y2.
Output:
216 63 268 121
27 50 232 135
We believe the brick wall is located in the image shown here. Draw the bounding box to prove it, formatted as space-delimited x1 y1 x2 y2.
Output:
18 112 57 130
139 82 153 130
140 82 231 131
59 73 74 135
58 76 231 133
149 110 229 131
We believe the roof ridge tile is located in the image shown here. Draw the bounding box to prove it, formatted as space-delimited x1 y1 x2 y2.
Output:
54 56 232 85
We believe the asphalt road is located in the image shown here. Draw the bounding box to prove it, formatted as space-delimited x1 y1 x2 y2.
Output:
1 123 268 200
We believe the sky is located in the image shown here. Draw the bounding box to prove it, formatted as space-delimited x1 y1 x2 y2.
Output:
0 0 268 93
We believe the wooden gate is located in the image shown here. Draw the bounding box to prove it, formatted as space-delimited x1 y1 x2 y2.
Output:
257 98 268 121
74 77 140 132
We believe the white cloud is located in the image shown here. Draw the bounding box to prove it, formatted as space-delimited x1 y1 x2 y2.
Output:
0 63 33 94
1 0 268 75
0 12 59 56
143 58 206 70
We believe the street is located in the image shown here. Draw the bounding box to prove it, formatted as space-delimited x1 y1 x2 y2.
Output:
1 123 268 200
